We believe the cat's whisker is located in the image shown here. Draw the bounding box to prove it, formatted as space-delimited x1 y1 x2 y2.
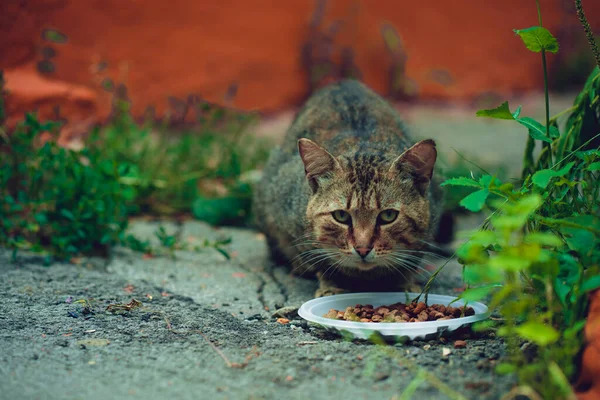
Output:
295 250 337 269
386 254 432 278
291 232 316 244
323 253 350 277
290 248 338 275
393 247 449 261
382 259 411 282
417 240 453 256
390 255 431 272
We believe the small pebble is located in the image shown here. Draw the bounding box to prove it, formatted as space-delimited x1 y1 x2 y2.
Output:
454 340 467 349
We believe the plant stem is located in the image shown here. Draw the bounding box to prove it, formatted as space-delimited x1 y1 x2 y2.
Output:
549 105 577 123
536 215 600 235
575 0 600 68
537 0 553 168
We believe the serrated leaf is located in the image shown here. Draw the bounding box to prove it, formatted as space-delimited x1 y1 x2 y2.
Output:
515 321 560 346
479 175 501 188
517 117 552 143
459 189 489 212
512 105 522 119
513 26 559 53
475 101 516 119
440 177 481 188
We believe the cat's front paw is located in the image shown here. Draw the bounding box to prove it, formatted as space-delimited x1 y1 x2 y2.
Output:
314 286 348 298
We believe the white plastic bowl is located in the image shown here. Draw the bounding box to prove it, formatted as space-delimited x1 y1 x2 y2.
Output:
298 292 490 341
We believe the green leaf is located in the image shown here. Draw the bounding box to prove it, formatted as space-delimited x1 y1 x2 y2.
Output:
60 209 75 221
549 125 560 139
513 27 559 53
215 247 231 260
560 216 598 255
564 320 586 339
463 264 503 285
475 101 516 119
468 230 499 246
516 117 552 143
495 363 517 375
555 161 576 176
582 275 600 293
532 162 575 188
479 175 501 188
34 213 48 225
525 232 563 247
459 189 489 212
531 170 556 188
42 28 68 44
459 286 495 301
515 321 560 346
192 196 250 226
555 254 582 306
440 177 481 188
489 254 531 271
586 161 600 171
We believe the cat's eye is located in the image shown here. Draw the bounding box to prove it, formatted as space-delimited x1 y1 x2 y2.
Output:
378 209 399 224
332 210 351 225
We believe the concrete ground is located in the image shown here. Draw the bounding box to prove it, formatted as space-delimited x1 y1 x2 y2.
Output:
0 93 576 400
0 218 513 400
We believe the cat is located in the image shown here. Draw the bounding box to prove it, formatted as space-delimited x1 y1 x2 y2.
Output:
253 79 443 297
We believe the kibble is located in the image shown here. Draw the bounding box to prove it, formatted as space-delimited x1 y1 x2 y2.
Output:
323 302 476 323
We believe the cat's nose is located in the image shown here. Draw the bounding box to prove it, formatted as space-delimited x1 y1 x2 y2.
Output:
354 247 372 258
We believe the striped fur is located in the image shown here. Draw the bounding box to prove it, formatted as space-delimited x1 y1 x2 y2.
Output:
253 79 443 296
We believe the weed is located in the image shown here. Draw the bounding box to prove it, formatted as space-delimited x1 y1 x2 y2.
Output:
0 72 269 261
424 1 600 398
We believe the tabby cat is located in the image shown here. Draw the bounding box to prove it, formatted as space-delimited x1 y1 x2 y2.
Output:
253 80 442 297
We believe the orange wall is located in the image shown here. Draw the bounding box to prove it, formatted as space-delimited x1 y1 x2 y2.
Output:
2 0 600 135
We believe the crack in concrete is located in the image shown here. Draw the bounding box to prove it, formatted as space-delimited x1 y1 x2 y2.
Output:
265 265 288 305
234 260 269 312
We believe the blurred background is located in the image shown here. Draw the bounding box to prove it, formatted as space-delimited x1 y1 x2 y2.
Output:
1 0 600 229
2 0 599 132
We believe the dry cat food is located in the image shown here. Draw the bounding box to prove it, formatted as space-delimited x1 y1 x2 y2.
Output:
323 302 475 323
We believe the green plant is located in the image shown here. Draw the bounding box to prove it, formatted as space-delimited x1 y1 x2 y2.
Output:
87 86 271 224
0 73 269 261
1 104 134 260
423 2 600 398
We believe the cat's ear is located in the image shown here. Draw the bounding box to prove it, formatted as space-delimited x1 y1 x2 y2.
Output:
390 139 437 194
298 138 341 193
